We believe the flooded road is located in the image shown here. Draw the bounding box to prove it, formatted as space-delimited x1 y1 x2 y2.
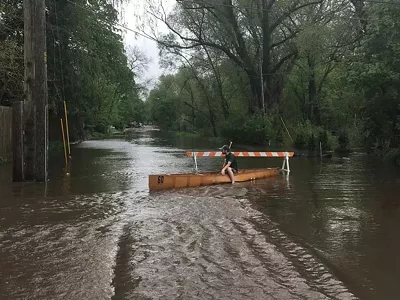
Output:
1 127 399 300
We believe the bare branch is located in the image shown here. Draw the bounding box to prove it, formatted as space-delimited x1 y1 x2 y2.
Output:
272 51 297 73
270 0 323 31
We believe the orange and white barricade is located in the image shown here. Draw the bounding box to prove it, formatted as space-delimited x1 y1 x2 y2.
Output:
186 151 294 173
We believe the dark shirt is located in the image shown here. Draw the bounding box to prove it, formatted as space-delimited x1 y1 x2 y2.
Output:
225 152 238 171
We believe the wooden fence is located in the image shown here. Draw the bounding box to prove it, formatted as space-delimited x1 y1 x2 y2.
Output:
0 106 12 158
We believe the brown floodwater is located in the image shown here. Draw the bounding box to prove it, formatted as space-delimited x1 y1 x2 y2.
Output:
0 126 399 300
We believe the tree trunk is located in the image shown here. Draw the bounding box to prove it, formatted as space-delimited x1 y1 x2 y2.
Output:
209 109 218 137
262 0 272 110
191 93 195 133
203 47 230 119
217 81 230 119
307 54 319 124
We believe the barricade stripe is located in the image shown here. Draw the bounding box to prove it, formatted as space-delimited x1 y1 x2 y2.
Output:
186 151 294 157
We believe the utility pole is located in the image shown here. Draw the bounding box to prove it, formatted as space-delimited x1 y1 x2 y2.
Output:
33 0 48 182
12 101 24 181
22 0 35 181
13 0 34 182
15 0 48 182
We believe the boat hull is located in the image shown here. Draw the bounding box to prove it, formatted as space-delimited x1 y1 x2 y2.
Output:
149 168 281 190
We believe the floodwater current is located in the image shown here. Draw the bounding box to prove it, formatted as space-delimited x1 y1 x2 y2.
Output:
0 126 399 300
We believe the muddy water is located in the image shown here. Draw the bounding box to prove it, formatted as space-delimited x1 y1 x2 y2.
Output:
0 127 399 300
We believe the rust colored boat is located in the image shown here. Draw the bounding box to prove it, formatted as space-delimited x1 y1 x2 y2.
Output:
149 168 281 190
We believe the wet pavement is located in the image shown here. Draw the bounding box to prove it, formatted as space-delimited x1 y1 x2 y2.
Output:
0 126 399 299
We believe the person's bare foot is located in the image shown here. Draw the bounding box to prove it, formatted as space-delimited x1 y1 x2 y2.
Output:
231 181 235 184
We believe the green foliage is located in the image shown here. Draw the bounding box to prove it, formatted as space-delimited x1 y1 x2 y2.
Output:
145 0 365 149
219 113 274 145
1 0 145 139
0 0 23 106
348 3 400 157
88 131 109 140
335 130 352 154
144 0 400 166
294 120 335 151
338 132 349 150
46 0 144 138
3 0 400 166
145 75 182 130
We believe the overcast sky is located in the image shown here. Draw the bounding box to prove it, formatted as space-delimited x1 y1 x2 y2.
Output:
121 0 175 87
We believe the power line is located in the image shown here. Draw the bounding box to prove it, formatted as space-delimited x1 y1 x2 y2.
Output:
64 0 400 56
66 0 157 43
177 0 400 11
363 0 400 4
176 0 275 12
65 0 400 42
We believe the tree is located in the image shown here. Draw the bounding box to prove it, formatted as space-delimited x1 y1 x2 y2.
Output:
349 3 400 152
0 0 145 138
283 0 361 124
0 0 23 106
45 0 144 137
139 0 337 113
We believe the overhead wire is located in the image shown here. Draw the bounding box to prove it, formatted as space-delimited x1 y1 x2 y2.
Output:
66 0 158 42
0 0 398 40
63 0 399 79
65 0 400 45
176 0 400 10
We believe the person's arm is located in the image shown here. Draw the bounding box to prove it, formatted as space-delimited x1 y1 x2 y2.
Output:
222 161 231 171
221 160 231 174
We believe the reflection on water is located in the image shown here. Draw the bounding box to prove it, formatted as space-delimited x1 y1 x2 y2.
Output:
0 126 399 300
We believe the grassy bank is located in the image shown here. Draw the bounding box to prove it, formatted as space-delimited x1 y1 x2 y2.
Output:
170 130 226 146
86 130 125 140
174 131 201 137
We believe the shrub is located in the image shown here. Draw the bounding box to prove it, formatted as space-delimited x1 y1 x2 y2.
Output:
294 120 335 151
294 120 314 149
338 131 349 149
308 132 317 151
94 123 108 134
219 113 275 145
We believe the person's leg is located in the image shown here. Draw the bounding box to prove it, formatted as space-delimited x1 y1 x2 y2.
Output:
227 167 235 184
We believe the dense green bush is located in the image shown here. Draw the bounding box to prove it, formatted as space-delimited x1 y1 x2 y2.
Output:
335 130 351 153
294 120 335 151
94 123 108 134
219 113 275 145
294 121 313 149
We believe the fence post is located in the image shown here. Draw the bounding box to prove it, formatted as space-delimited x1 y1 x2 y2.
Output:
13 101 24 181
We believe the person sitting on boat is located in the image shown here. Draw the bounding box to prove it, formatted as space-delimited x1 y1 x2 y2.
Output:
219 145 238 184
